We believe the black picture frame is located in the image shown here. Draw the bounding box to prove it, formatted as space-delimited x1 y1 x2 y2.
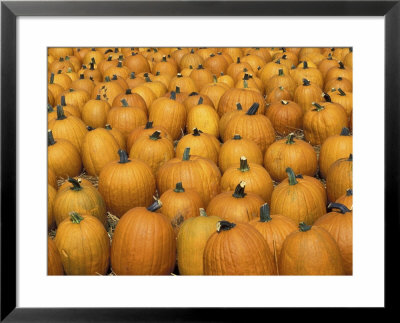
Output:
1 0 399 321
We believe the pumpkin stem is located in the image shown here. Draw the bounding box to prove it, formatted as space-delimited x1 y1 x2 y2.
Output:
278 69 284 76
323 92 332 102
303 61 308 69
340 127 350 136
286 133 296 144
212 75 218 83
327 202 351 214
149 131 161 140
175 86 181 94
346 188 353 196
87 126 95 131
302 78 311 86
299 222 312 232
347 153 353 161
243 79 248 89
118 149 130 164
145 76 152 83
259 203 272 223
311 102 325 111
170 91 176 100
197 97 203 105
105 76 111 82
49 73 55 84
189 92 198 96
105 124 112 130
47 104 54 113
338 88 346 96
246 102 259 115
286 167 298 185
198 64 204 69
69 212 84 224
146 199 163 212
233 134 241 140
79 74 85 79
130 72 136 79
236 102 243 111
199 208 207 217
144 121 153 129
338 61 345 69
243 73 249 81
68 177 83 191
239 156 250 172
48 130 56 146
121 99 129 107
174 182 185 193
281 100 289 105
216 221 236 233
60 95 67 106
125 89 132 95
56 105 67 120
182 147 191 161
232 181 247 198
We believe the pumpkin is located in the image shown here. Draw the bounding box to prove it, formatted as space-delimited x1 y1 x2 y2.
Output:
183 92 214 111
324 76 353 93
47 237 64 275
265 86 293 104
180 50 204 69
203 221 276 275
131 85 157 111
273 50 299 66
51 71 72 91
303 102 348 145
106 98 147 138
163 86 189 104
82 48 104 65
218 134 263 173
314 202 353 275
126 121 172 152
317 54 341 78
53 177 107 228
218 102 245 138
48 167 58 189
221 156 274 204
264 133 317 182
177 208 221 275
325 61 353 84
92 76 125 106
291 61 324 88
48 184 57 231
111 89 148 116
104 124 126 150
293 78 324 114
271 168 326 224
265 68 296 96
249 203 297 272
235 73 263 93
186 98 220 137
71 74 95 96
168 73 198 93
129 130 174 175
55 212 110 275
175 128 220 164
171 47 190 65
48 103 71 123
57 177 93 192
110 199 176 275
159 182 205 236
49 57 75 74
196 48 218 61
265 100 303 136
156 147 221 207
82 61 103 83
97 55 120 76
103 60 130 80
204 52 229 76
226 57 254 80
81 95 111 128
244 47 272 62
98 150 155 218
126 72 145 89
281 173 327 205
48 47 74 59
217 82 266 117
319 127 353 179
81 128 120 176
151 56 178 78
336 188 353 209
48 129 82 179
190 64 214 91
58 95 81 119
56 88 90 113
48 105 88 154
217 73 235 88
278 222 344 275
223 102 276 153
200 76 230 110
148 92 187 141
343 50 353 68
259 59 290 85
206 181 265 223
241 54 267 72
329 88 353 118
326 154 353 202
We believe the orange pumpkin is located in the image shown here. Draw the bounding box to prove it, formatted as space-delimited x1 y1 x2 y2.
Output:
81 95 111 129
326 154 353 202
47 237 64 275
335 188 353 210
126 121 172 152
48 184 57 231
265 100 303 136
186 98 220 137
293 78 324 114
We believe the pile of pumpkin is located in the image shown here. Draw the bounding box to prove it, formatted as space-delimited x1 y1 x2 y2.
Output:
47 47 353 276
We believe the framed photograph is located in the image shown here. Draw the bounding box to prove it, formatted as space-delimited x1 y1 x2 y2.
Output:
1 0 398 321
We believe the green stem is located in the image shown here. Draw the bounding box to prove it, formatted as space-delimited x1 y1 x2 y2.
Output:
217 221 236 233
346 188 353 196
118 149 130 164
286 167 298 185
125 89 132 95
323 92 332 102
278 69 284 76
60 96 66 106
130 72 136 79
327 202 351 214
259 203 272 222
286 133 295 144
198 97 203 105
243 79 248 89
182 147 191 161
246 102 259 115
232 181 246 198
149 131 161 140
233 134 241 140
56 105 67 120
239 156 250 172
299 222 312 232
189 92 198 96
338 88 346 96
311 102 324 111
170 91 176 100
340 127 350 136
347 154 353 161
303 61 308 69
87 126 95 131
145 121 153 129
175 86 181 94
339 61 345 69
121 99 129 107
302 78 311 86
69 212 84 224
147 199 163 212
49 73 55 84
105 124 112 130
105 76 111 82
79 74 84 79
47 104 54 113
236 103 243 111
192 128 201 136
199 208 207 217
48 130 56 146
174 182 185 193
68 177 83 191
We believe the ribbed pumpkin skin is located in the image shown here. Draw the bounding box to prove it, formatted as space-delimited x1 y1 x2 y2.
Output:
293 83 323 114
186 104 220 137
278 225 345 275
81 97 111 128
217 88 265 117
112 92 148 115
319 132 353 179
200 82 229 110
218 109 245 138
48 168 58 189
218 137 263 173
329 90 353 118
56 89 90 112
314 208 353 275
131 85 157 109
265 100 303 136
221 160 273 204
156 155 221 207
324 77 352 93
57 177 93 192
271 176 326 225
260 61 290 85
280 174 327 205
266 86 292 104
291 66 324 88
177 214 221 275
326 156 353 202
126 124 172 153
48 184 57 231
175 131 220 165
98 157 156 218
183 93 214 111
111 207 176 275
53 182 107 228
105 125 126 151
159 186 205 236
106 105 147 138
203 223 276 275
249 214 297 262
223 113 276 153
149 97 187 141
48 136 82 179
92 80 124 106
48 114 88 154
55 214 110 275
81 129 120 176
206 190 265 223
129 133 174 176
48 237 64 275
265 72 296 96
335 190 353 209
303 102 348 146
264 136 317 182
